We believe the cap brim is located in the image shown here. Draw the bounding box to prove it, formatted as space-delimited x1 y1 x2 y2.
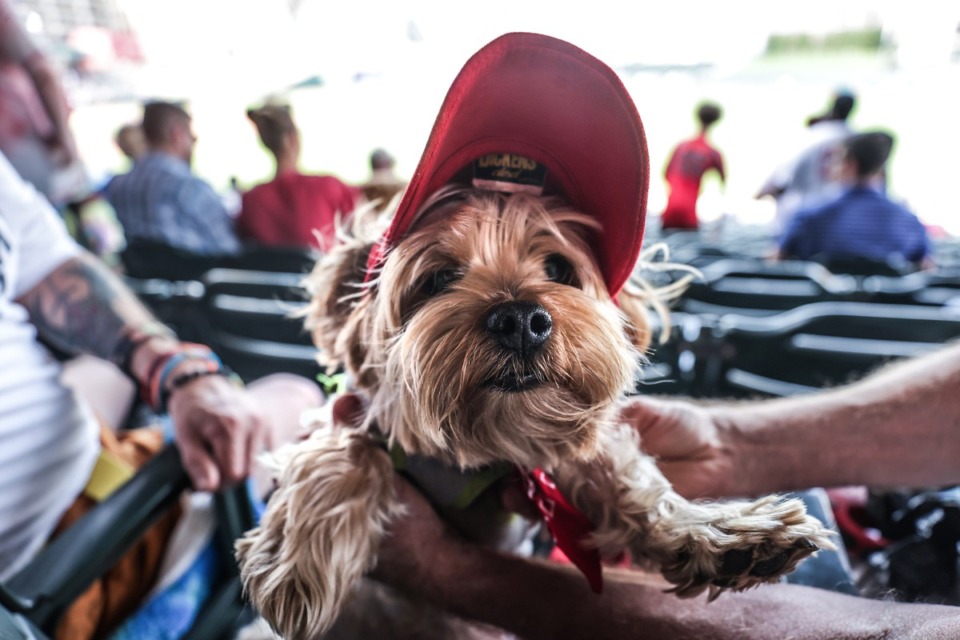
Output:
369 32 648 297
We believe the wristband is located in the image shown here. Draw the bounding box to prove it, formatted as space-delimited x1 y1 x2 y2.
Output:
163 364 244 411
140 343 220 412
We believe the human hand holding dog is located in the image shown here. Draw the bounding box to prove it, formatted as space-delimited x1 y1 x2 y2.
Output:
168 374 268 492
622 397 737 499
371 475 463 594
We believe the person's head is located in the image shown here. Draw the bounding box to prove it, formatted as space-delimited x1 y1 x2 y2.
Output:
114 123 146 161
696 102 722 132
247 104 299 163
830 93 856 122
807 90 856 127
141 101 195 163
370 148 395 173
841 130 894 183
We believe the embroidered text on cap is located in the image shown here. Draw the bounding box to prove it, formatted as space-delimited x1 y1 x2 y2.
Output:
472 153 547 195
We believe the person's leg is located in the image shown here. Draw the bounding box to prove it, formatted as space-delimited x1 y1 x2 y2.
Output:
60 355 136 429
246 373 326 495
54 424 176 640
52 371 321 639
247 373 325 449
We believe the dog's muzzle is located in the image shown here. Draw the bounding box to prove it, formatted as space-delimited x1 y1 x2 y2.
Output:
485 301 552 358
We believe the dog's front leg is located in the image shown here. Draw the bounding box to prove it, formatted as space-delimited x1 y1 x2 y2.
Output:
236 425 399 639
555 422 835 599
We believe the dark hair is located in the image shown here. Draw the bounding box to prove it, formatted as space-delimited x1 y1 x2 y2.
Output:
696 102 722 128
844 131 894 178
246 104 296 156
141 101 190 146
370 148 395 171
806 90 857 127
831 94 855 121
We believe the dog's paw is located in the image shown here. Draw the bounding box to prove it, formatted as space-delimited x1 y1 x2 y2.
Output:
659 495 835 599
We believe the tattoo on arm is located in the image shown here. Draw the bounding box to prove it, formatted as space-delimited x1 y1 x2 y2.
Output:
17 253 160 364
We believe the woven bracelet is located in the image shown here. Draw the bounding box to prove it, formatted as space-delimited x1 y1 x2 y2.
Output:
140 344 218 412
161 364 243 413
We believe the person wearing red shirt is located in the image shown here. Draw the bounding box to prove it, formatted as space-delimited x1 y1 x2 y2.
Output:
237 104 358 251
660 102 726 231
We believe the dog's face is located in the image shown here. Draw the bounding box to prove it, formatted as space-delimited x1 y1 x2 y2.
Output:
309 188 651 470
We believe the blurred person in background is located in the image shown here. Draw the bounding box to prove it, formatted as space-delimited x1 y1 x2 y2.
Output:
778 130 930 270
105 101 240 278
359 147 406 215
237 102 358 252
659 101 726 233
758 89 856 234
0 0 88 207
114 122 147 165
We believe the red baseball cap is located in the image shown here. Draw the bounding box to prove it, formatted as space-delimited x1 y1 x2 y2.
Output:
366 32 648 297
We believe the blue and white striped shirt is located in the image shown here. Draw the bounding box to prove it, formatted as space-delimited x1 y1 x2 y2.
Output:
780 186 930 264
106 152 240 255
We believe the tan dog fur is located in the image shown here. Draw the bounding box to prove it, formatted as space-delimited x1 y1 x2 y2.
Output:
237 188 833 638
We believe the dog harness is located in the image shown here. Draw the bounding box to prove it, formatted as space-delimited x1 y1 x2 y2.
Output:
391 443 604 593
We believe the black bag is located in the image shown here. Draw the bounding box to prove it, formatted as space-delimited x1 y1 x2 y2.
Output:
858 487 960 605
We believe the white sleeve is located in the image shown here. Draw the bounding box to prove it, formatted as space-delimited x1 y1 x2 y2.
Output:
0 152 80 296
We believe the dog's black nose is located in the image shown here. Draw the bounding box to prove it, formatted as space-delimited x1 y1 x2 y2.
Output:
485 301 552 357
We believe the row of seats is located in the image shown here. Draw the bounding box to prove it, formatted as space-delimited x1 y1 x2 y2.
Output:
676 258 960 317
125 268 320 384
124 257 960 401
641 301 960 400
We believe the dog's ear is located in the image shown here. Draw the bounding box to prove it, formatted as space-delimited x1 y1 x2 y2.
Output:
615 287 654 353
304 238 376 375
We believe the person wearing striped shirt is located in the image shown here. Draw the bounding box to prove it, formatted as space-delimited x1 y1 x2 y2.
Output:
778 131 931 268
106 101 240 258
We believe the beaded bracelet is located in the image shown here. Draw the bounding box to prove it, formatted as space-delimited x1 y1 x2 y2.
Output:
162 364 244 411
140 343 222 412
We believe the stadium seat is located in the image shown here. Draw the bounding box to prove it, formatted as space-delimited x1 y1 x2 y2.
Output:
636 312 705 396
680 258 858 316
818 255 915 277
121 240 229 281
861 271 960 308
697 302 960 398
123 276 206 342
0 446 255 640
199 269 320 383
223 245 320 274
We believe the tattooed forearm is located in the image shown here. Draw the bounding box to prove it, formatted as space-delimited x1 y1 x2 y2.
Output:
16 252 161 364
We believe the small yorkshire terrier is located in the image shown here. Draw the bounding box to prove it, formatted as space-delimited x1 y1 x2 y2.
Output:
237 33 833 639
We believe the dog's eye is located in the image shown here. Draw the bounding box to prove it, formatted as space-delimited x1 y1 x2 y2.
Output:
420 268 461 297
545 254 577 287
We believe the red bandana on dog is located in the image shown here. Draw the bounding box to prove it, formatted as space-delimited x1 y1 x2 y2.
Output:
524 468 604 593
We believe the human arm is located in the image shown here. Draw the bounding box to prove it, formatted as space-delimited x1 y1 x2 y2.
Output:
775 209 812 261
3 149 262 489
912 217 934 269
373 476 960 640
16 251 267 490
629 340 960 499
21 49 77 165
663 146 679 180
712 148 726 186
0 0 77 165
755 161 790 200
